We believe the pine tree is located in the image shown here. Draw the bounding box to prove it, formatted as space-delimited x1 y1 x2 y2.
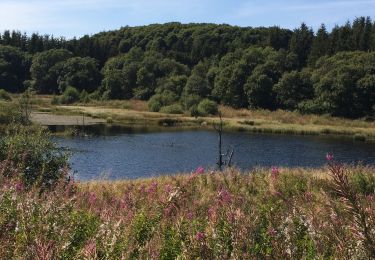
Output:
289 23 314 66
309 24 330 65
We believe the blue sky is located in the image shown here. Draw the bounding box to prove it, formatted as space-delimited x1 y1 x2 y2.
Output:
0 0 375 38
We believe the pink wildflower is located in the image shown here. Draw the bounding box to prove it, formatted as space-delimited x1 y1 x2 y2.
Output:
88 192 96 205
218 188 232 204
119 200 125 209
267 227 277 237
305 191 313 202
195 231 205 241
164 184 173 193
208 206 217 221
326 153 334 161
15 182 24 192
187 211 194 220
271 167 280 179
195 166 205 174
146 181 158 193
82 239 97 258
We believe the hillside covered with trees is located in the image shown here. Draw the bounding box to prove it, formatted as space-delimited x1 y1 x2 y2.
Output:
0 17 374 118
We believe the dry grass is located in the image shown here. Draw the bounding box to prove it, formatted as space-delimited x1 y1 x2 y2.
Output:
4 94 375 138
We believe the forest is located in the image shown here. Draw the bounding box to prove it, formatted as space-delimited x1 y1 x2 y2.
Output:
0 17 374 118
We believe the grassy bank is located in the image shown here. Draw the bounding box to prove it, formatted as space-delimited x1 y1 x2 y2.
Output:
1 120 374 258
1 95 375 139
1 164 375 258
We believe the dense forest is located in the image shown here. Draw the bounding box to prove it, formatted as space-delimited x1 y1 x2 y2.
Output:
0 17 374 118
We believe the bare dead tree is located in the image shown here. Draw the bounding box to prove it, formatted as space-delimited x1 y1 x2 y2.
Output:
213 111 234 171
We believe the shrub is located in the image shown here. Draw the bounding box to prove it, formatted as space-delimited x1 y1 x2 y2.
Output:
89 90 102 100
190 105 200 117
51 95 60 105
0 103 21 124
0 89 11 101
197 99 218 116
80 90 90 103
351 172 375 195
0 124 69 188
148 95 163 112
60 86 80 104
148 91 179 112
181 94 201 110
160 104 184 114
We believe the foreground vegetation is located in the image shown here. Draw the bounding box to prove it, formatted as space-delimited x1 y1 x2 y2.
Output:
0 124 375 258
1 17 375 119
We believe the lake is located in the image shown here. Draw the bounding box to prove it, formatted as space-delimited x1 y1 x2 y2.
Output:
54 126 375 180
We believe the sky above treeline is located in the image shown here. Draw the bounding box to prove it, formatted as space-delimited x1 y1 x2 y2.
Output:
0 0 375 38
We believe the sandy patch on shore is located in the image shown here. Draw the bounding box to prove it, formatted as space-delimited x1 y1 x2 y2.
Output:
31 112 106 126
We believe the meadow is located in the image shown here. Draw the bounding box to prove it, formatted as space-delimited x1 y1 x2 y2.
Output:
1 151 375 258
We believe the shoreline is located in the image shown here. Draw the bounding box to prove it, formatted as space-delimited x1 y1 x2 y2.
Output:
34 105 375 141
2 96 375 141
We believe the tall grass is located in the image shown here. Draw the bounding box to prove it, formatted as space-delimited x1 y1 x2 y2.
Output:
1 154 374 258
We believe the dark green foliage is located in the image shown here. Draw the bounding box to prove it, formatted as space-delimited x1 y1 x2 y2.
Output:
289 23 314 66
57 57 100 93
311 52 375 117
181 94 202 110
0 89 11 101
197 99 218 116
0 46 30 92
30 49 73 93
274 70 313 110
60 86 80 104
79 89 90 103
309 24 330 65
0 124 69 188
183 61 211 98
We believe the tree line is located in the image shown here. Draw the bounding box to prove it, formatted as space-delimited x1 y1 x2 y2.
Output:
0 17 374 118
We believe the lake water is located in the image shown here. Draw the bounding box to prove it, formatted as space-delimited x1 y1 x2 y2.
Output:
54 126 375 180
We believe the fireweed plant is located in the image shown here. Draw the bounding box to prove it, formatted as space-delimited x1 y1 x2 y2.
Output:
0 127 374 259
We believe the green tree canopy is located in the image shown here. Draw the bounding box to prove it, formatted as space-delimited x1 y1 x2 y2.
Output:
30 49 73 93
57 57 100 93
0 45 30 92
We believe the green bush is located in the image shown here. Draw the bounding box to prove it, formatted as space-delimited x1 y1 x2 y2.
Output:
0 103 21 124
0 89 12 101
61 211 99 259
197 99 218 116
89 90 102 100
148 95 163 112
51 95 60 105
190 104 200 117
160 104 184 114
0 124 69 188
351 172 375 195
148 91 179 112
181 94 201 110
79 90 90 103
60 86 80 104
